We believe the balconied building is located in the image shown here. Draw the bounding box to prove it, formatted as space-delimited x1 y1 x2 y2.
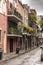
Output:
38 15 43 45
0 0 24 53
22 4 29 50
30 9 37 15
7 0 24 53
0 0 39 54
0 0 31 53
28 9 39 48
0 0 7 53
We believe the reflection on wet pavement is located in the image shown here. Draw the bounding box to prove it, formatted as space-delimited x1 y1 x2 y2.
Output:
4 48 43 65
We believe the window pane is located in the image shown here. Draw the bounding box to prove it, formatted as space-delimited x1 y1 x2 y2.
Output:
10 3 12 8
0 0 1 8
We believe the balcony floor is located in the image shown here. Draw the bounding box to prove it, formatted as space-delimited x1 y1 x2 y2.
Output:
7 34 22 37
7 15 22 23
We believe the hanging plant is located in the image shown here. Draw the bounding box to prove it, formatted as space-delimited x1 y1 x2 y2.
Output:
9 27 15 34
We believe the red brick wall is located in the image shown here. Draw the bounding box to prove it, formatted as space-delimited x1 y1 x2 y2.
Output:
7 37 18 53
7 38 10 53
0 13 7 52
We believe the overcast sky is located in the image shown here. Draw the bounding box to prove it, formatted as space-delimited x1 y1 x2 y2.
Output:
21 0 43 15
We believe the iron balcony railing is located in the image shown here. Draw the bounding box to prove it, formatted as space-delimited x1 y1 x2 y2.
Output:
8 27 22 35
14 9 22 20
8 8 22 21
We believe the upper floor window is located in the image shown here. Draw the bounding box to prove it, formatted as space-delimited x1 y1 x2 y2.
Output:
3 0 7 3
10 3 12 9
0 0 1 8
13 0 17 3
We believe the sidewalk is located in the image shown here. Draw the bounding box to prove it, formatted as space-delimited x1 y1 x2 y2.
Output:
3 50 25 61
0 46 38 65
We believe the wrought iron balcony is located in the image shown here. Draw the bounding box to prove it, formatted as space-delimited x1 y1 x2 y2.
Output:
14 9 22 20
7 8 22 22
8 27 22 35
7 21 22 36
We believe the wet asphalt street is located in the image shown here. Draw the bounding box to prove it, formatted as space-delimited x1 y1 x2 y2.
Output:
4 47 43 65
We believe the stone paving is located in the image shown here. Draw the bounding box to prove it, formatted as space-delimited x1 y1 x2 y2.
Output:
4 47 43 65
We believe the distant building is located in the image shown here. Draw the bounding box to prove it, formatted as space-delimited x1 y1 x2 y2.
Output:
38 15 43 44
30 9 37 15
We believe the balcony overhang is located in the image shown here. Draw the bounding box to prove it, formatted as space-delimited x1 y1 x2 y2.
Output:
7 34 22 37
27 33 31 36
22 33 27 35
7 15 22 23
22 33 31 36
38 37 43 39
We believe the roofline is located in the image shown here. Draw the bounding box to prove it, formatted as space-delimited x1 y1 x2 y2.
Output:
18 0 24 8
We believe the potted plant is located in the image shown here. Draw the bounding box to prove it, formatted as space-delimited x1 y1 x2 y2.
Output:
9 27 14 34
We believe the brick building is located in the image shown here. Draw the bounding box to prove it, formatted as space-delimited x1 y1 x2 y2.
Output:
30 9 37 15
0 0 30 53
0 0 23 53
0 0 38 54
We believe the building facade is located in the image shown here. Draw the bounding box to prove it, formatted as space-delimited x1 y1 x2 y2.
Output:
0 0 38 54
0 0 23 53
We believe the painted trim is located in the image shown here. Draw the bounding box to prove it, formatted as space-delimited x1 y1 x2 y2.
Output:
0 28 2 30
4 32 7 53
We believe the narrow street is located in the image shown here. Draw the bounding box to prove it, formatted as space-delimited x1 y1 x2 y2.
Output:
4 47 43 65
0 0 43 65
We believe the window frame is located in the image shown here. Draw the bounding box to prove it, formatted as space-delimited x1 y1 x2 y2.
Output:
0 0 1 8
0 30 1 42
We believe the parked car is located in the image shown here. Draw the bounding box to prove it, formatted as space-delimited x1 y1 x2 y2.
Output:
40 46 43 61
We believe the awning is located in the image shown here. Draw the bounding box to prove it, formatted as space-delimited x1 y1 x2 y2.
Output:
27 33 31 36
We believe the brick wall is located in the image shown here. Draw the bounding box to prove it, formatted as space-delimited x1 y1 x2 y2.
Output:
0 13 7 52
